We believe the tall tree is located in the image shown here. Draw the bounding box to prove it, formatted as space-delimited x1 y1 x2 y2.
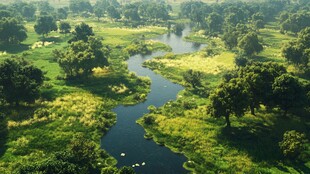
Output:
238 32 263 56
34 15 57 38
0 58 44 105
70 22 94 42
207 78 249 128
183 69 203 89
0 17 27 44
272 74 306 116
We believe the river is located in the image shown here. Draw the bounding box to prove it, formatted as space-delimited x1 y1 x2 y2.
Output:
101 26 205 174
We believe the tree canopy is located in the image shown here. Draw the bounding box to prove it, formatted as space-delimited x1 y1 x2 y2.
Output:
34 15 57 37
0 17 27 44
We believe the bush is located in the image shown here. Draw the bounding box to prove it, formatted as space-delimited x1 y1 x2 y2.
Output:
279 130 308 160
143 115 155 125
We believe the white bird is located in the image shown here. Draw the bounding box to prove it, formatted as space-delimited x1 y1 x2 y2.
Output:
142 162 146 166
120 153 126 157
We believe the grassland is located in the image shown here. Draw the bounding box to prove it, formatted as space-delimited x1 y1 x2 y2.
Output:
0 17 169 172
139 23 310 173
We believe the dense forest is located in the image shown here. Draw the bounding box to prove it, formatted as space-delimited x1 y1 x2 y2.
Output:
0 0 309 173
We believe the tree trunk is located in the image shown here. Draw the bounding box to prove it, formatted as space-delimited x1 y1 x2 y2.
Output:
250 103 255 115
225 115 231 128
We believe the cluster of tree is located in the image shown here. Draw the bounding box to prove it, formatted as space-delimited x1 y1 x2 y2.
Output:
280 11 310 34
19 133 135 174
0 17 27 44
0 58 44 106
54 23 109 78
282 27 310 69
207 62 308 127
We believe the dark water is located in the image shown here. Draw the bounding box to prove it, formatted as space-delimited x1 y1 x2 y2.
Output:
101 26 205 174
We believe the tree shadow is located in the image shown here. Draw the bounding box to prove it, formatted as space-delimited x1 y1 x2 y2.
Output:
217 112 310 173
65 73 145 101
0 43 30 54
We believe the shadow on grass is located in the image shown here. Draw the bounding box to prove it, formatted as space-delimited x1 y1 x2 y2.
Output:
0 116 8 157
252 55 284 63
0 43 29 54
218 111 310 173
65 73 143 102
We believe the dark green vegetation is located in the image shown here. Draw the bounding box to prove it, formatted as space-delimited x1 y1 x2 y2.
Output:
0 0 171 173
140 0 310 173
0 0 310 173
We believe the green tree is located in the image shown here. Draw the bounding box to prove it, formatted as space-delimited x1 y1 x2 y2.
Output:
279 130 308 159
94 6 104 21
0 58 44 105
119 166 135 174
272 74 305 116
207 78 249 128
183 69 203 89
0 17 27 44
240 62 286 114
59 21 71 34
21 4 36 20
34 15 57 38
57 7 68 20
206 12 223 34
238 32 263 56
107 6 121 20
69 0 92 14
56 36 109 77
70 22 94 42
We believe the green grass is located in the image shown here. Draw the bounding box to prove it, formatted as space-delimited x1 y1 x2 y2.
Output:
139 22 310 174
0 16 170 172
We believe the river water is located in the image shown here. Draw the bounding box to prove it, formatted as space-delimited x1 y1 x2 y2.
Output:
101 26 205 174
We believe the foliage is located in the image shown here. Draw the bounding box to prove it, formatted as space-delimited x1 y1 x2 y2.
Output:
119 166 135 174
70 22 94 42
183 69 203 89
0 17 27 44
280 11 310 34
207 78 250 127
59 21 71 34
34 15 57 37
0 58 44 105
282 27 310 68
272 74 306 116
279 130 308 160
238 32 263 56
55 36 109 77
69 0 92 14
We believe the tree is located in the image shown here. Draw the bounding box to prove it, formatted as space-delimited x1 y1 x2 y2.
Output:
183 69 203 89
282 27 310 68
59 21 71 34
21 4 36 20
57 7 69 20
70 22 94 42
206 12 223 34
272 74 306 116
0 58 44 105
0 17 27 44
240 62 286 114
94 6 104 21
207 78 250 128
119 166 135 174
238 32 263 56
34 15 57 38
69 0 92 14
106 6 121 20
279 130 308 159
56 36 109 77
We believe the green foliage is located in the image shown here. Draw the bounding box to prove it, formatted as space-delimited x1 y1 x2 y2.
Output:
106 6 121 20
124 40 149 56
207 78 250 127
272 74 306 116
59 21 71 34
280 11 310 34
0 58 44 105
183 69 203 89
56 36 109 77
70 22 94 42
206 12 223 34
279 130 308 160
34 15 57 37
69 0 92 14
119 166 135 174
0 17 27 44
238 32 263 56
282 27 310 68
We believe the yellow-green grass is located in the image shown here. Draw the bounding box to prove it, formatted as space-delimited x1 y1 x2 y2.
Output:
0 92 116 173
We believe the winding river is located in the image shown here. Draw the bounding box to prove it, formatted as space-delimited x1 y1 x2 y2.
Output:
101 26 205 174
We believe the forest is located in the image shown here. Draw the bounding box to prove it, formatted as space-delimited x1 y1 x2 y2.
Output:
0 0 309 173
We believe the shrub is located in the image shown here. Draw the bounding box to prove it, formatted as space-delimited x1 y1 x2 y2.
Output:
279 130 308 159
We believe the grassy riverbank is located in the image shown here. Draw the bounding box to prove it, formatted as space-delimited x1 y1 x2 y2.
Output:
139 23 310 173
0 18 169 172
